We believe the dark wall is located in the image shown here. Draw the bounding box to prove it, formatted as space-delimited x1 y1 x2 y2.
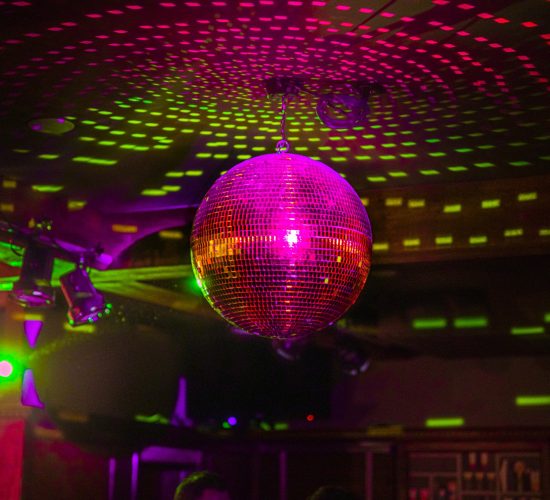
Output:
331 355 550 428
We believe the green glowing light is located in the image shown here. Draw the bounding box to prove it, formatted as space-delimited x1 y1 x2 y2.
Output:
469 235 488 245
367 176 386 183
37 154 60 160
63 322 96 334
517 192 537 202
504 228 523 237
435 235 453 245
510 326 544 335
31 185 64 193
273 422 289 431
444 204 462 213
0 282 14 292
453 316 488 329
539 228 550 236
544 313 550 323
372 242 389 252
408 199 425 208
385 198 403 207
403 238 420 248
141 189 167 197
515 395 550 406
412 318 447 330
481 199 501 209
72 156 118 166
0 354 22 382
425 417 464 428
135 414 170 425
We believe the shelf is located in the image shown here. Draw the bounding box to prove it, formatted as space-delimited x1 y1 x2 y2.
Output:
407 448 544 500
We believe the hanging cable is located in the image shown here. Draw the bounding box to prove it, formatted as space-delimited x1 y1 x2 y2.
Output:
276 93 290 153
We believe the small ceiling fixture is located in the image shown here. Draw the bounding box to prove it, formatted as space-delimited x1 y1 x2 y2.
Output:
190 78 372 339
60 262 111 326
10 240 55 308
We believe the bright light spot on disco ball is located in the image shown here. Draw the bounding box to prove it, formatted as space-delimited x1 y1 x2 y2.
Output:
191 153 372 340
285 229 300 247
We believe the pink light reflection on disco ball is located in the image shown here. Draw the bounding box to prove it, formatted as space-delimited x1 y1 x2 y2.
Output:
191 153 372 340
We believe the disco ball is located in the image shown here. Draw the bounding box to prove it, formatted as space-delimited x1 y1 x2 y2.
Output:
191 153 372 339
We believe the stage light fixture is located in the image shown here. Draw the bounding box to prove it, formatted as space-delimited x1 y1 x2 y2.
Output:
10 242 55 308
60 264 111 325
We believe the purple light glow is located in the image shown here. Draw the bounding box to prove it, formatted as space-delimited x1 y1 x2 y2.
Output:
191 153 372 339
227 416 237 426
21 369 45 409
24 319 43 348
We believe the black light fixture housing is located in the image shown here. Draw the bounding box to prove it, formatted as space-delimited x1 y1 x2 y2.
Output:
60 264 111 325
10 241 55 308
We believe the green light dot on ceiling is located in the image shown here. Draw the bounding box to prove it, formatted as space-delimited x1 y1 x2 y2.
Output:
515 395 550 406
425 417 464 428
32 185 64 193
372 242 389 252
141 189 167 197
435 236 453 245
510 326 544 335
412 317 447 330
444 204 462 213
403 238 421 248
469 235 488 245
72 156 118 166
518 192 537 201
504 228 523 237
453 316 488 329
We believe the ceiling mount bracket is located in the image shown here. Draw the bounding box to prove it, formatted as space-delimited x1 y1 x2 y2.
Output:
265 77 304 98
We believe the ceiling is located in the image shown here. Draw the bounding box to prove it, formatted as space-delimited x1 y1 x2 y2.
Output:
0 0 549 358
